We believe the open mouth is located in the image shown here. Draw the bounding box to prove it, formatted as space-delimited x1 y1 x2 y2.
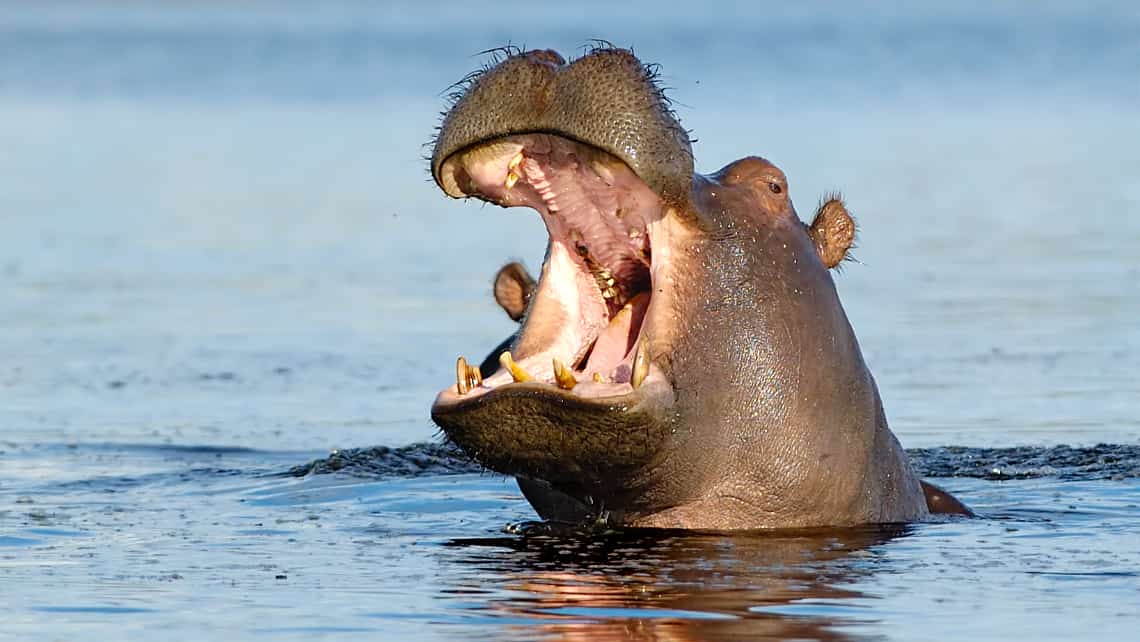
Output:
435 133 670 406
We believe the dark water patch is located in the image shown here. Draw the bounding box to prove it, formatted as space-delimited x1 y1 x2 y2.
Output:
286 442 482 478
46 467 251 492
23 441 298 458
1025 570 1139 579
33 440 310 463
22 527 89 538
33 606 157 614
909 444 1140 481
445 523 914 573
291 442 1140 482
0 535 43 547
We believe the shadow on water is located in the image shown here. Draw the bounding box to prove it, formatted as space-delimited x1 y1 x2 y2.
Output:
440 525 913 641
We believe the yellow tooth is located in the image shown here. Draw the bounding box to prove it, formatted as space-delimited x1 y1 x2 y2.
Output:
504 152 524 190
552 358 577 390
592 372 606 383
467 362 482 390
499 351 532 383
631 336 649 389
456 356 470 394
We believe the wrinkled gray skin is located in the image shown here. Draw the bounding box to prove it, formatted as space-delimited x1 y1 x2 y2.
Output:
430 47 969 529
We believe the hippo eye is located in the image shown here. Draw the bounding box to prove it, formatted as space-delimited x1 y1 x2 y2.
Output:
768 182 783 194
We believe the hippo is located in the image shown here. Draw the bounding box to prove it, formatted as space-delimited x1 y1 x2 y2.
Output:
429 46 970 529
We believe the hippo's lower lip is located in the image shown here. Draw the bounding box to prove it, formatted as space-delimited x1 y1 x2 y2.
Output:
432 133 674 413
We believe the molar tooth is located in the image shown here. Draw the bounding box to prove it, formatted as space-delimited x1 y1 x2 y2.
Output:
552 358 577 390
499 351 533 383
631 337 649 390
456 356 471 394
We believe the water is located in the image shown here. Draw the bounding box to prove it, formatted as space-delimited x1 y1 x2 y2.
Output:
1 2 1138 640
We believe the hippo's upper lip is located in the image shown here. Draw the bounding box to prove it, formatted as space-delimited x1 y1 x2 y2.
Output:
432 132 673 413
430 46 694 204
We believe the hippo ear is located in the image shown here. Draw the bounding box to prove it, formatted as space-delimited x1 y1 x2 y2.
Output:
493 261 537 322
808 195 857 269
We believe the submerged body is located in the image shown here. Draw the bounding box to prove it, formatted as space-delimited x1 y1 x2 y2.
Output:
429 46 968 529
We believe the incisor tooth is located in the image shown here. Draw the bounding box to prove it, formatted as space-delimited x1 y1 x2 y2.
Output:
505 171 519 190
499 351 532 383
631 336 649 390
552 358 577 390
509 151 524 171
456 356 471 394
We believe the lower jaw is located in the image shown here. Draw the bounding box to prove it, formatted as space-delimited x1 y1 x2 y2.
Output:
430 373 675 511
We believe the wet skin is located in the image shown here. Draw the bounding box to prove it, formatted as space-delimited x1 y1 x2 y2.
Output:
429 46 970 528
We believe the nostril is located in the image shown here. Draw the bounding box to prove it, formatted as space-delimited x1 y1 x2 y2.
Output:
768 182 783 194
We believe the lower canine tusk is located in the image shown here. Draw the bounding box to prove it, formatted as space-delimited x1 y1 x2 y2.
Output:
500 351 533 383
552 358 577 390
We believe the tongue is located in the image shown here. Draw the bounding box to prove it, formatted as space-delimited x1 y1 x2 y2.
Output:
584 292 649 377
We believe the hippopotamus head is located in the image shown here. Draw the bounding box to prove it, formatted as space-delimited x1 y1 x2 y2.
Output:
429 46 966 529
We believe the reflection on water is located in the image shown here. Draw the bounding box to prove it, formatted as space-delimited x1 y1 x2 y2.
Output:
446 526 910 641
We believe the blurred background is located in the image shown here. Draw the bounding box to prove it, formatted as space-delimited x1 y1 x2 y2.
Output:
1 1 1137 451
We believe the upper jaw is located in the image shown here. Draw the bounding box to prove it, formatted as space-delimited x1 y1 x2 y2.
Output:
433 133 676 411
430 46 694 204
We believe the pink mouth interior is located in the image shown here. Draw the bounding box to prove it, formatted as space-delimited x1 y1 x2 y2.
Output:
440 133 665 394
